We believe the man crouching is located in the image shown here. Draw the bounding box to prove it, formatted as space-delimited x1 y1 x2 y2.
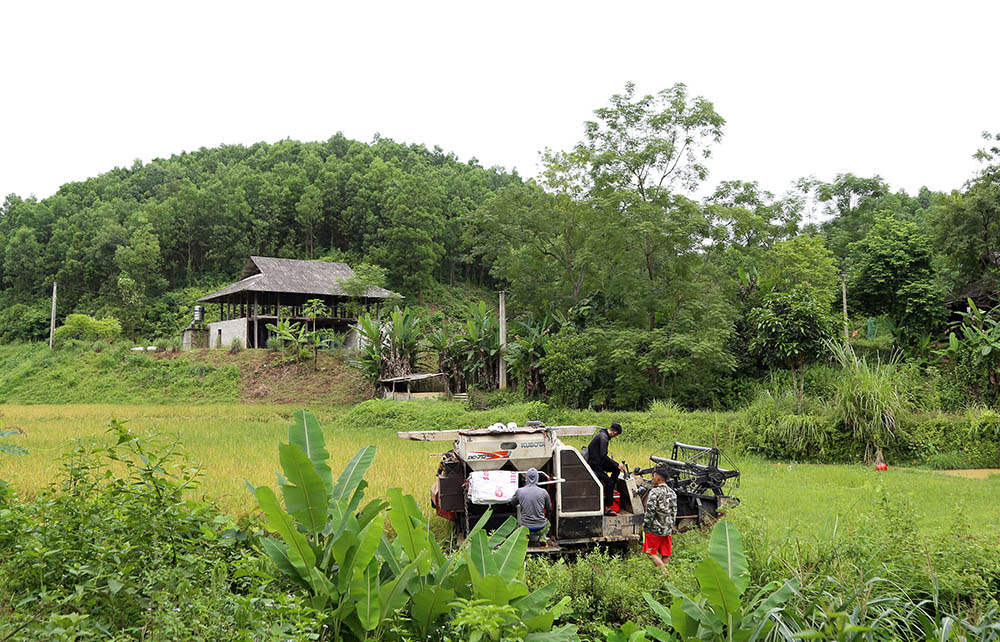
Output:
642 465 677 573
513 468 550 545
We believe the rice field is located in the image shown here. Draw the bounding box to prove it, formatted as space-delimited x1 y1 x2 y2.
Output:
3 403 999 541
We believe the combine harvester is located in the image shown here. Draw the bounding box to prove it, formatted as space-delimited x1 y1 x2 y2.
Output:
398 421 740 552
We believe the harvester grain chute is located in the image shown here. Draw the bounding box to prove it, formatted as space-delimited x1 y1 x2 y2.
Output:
398 422 740 552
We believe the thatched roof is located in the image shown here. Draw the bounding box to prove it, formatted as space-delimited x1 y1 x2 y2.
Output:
199 256 398 303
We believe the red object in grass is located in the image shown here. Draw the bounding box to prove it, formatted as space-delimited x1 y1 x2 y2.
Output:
875 462 888 471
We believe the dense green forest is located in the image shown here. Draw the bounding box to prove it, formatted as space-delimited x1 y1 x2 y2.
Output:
2 83 999 410
0 133 521 339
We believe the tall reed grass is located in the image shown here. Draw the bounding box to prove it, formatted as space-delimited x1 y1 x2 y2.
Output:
828 341 912 463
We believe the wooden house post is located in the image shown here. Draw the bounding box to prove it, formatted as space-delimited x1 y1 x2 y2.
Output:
253 292 259 348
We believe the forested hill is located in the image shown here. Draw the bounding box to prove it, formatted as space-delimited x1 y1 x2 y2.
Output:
0 134 520 338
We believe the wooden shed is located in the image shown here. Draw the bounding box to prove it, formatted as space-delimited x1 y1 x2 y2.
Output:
380 373 451 401
198 256 398 349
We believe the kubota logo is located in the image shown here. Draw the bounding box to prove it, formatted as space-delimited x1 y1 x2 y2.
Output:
467 451 511 461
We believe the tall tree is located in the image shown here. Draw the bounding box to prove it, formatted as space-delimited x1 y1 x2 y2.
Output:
295 183 323 258
929 132 1000 296
114 221 163 297
3 226 42 296
748 287 838 411
567 82 725 329
470 183 597 311
848 215 944 341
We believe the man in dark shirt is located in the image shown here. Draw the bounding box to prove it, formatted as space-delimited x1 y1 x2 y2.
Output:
586 422 625 515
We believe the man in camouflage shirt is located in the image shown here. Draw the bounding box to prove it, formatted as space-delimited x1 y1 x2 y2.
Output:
642 465 677 573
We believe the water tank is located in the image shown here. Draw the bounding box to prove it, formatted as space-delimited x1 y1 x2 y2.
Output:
193 305 204 324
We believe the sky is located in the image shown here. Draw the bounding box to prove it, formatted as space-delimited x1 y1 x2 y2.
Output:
1 1 997 206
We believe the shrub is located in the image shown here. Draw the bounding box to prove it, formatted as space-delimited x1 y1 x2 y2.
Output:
229 337 243 354
467 387 525 410
0 302 50 343
0 421 280 639
738 391 838 460
266 335 283 352
52 313 122 345
968 405 1000 439
923 451 972 469
538 329 597 408
526 548 685 637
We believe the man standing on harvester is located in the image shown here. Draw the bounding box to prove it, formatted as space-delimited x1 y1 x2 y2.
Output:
586 422 625 515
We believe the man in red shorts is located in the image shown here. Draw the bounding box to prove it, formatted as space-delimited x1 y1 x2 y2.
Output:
642 465 677 573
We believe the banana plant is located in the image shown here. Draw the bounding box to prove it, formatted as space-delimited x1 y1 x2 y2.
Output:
378 494 578 640
643 521 797 642
251 410 576 641
458 301 500 390
424 324 465 393
265 319 309 362
355 307 423 383
949 298 1000 385
249 410 389 639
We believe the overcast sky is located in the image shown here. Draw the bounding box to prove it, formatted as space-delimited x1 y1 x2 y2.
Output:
2 1 997 206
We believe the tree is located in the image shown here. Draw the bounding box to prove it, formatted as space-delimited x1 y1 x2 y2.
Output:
114 222 163 298
340 262 389 318
295 184 323 258
748 287 838 410
929 132 1000 295
761 234 840 303
303 298 330 368
369 173 445 303
567 82 725 329
2 226 41 296
705 180 801 257
117 274 144 341
847 215 944 342
810 173 891 261
470 183 597 311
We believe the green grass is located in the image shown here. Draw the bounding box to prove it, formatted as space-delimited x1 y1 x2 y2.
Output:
3 401 998 543
0 343 241 404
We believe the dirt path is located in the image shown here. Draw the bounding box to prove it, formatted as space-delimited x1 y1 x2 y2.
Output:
938 469 1000 480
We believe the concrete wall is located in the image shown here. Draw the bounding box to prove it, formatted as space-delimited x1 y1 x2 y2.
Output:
181 327 210 350
207 318 247 349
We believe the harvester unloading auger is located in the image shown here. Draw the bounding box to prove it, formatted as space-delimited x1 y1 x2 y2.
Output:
397 422 740 552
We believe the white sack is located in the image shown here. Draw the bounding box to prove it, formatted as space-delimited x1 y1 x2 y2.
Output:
468 470 518 504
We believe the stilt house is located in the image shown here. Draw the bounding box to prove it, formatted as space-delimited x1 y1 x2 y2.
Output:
199 256 397 348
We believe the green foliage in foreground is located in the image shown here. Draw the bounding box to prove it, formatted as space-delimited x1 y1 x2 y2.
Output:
0 343 240 404
0 421 319 640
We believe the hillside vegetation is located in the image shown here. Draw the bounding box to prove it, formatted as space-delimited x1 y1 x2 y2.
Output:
0 343 365 405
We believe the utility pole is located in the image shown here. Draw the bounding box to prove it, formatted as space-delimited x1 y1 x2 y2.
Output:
48 281 57 349
841 273 849 341
498 290 507 389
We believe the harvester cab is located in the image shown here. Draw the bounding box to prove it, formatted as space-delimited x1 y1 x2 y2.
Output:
398 421 646 552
